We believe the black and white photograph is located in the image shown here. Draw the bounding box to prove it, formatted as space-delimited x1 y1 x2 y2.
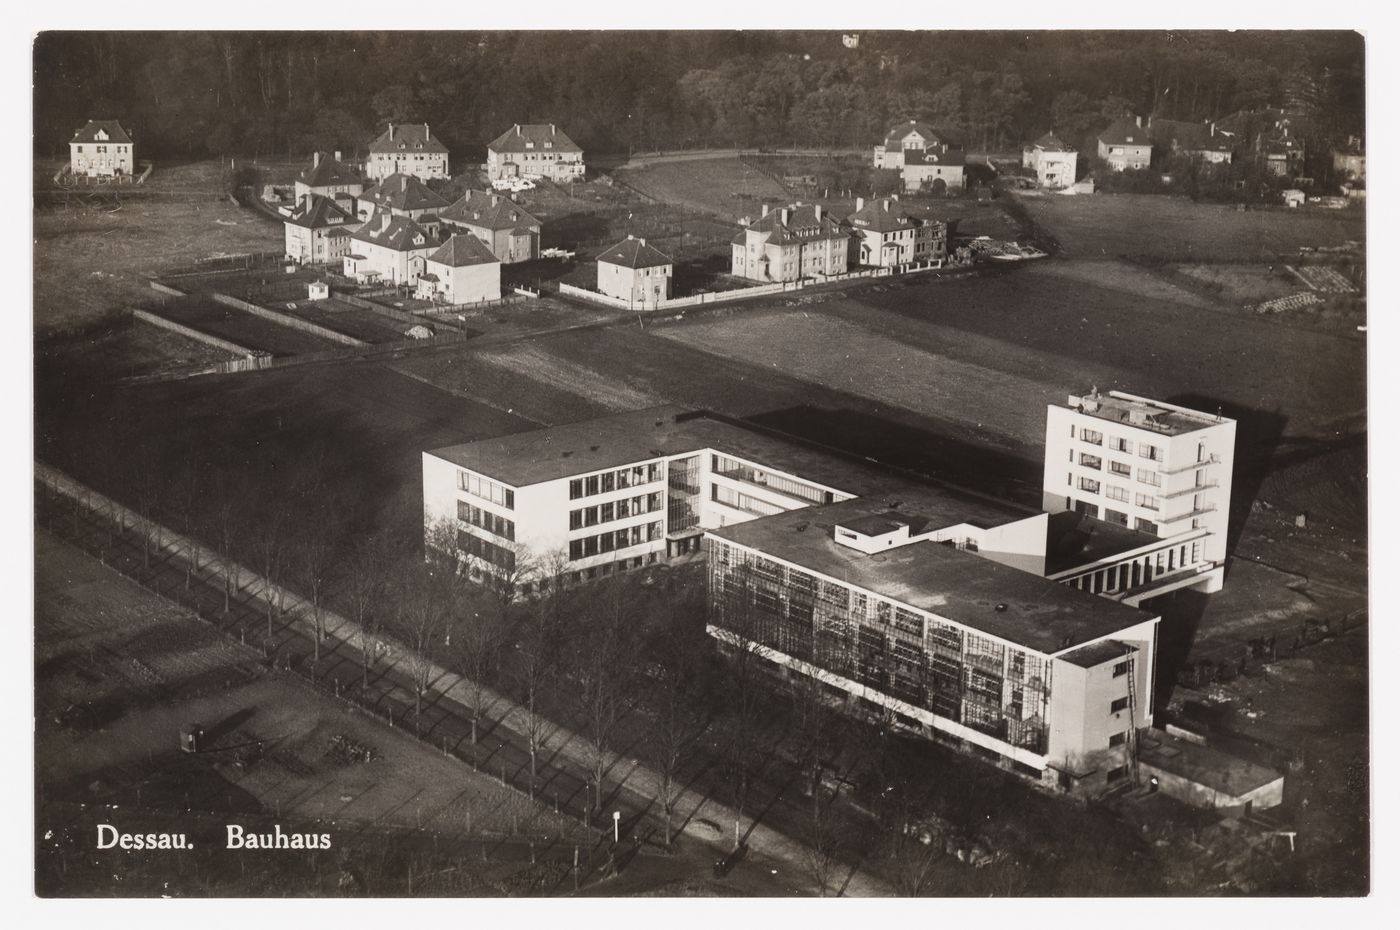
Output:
16 9 1386 915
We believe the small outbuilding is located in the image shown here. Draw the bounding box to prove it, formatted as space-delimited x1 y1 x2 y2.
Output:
308 281 330 300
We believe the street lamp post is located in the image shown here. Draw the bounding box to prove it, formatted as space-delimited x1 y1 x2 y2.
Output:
613 811 621 844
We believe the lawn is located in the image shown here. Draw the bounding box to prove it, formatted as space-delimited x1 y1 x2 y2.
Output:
34 199 281 333
614 157 790 220
1017 192 1365 261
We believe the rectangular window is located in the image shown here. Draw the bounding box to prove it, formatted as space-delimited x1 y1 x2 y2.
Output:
1135 493 1159 511
569 539 583 560
1138 469 1161 487
1138 444 1162 462
1109 732 1127 747
586 475 599 496
584 506 598 527
1104 509 1128 526
1079 453 1102 470
616 498 631 519
1078 477 1101 493
1112 661 1130 677
1110 697 1129 713
1135 518 1158 534
1105 485 1129 503
569 478 583 499
569 510 583 530
1109 461 1132 477
601 472 615 494
1081 428 1103 446
1109 437 1132 454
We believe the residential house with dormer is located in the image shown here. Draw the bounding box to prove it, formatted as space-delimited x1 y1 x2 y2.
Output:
597 236 673 309
295 151 364 202
1210 109 1308 177
731 203 850 283
343 213 439 287
1097 118 1153 171
439 190 542 263
69 120 134 178
356 173 450 237
365 123 449 181
284 194 359 265
487 124 585 183
1022 132 1079 188
414 234 502 305
845 196 945 269
873 120 966 192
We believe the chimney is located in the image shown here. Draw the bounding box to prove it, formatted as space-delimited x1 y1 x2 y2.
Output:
550 123 556 135
780 208 790 226
762 204 770 218
883 200 890 212
627 233 635 240
424 123 430 141
334 150 342 162
1210 124 1215 138
313 151 321 168
491 194 500 207
515 124 521 135
388 123 394 141
856 196 864 211
814 204 823 221
638 237 646 247
892 193 899 202
1135 115 1142 128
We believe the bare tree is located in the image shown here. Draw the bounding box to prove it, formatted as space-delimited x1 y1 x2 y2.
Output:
511 557 571 787
252 500 289 641
343 533 388 690
642 585 711 849
209 467 246 615
293 489 344 664
170 451 204 590
712 563 774 849
571 571 638 819
449 577 507 747
397 561 445 722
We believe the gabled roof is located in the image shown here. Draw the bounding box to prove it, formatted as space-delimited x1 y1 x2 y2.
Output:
488 123 583 154
1098 119 1151 148
746 203 848 244
427 234 499 268
367 123 448 155
845 197 921 234
1031 131 1074 153
360 173 450 213
349 213 439 252
1148 120 1233 154
71 120 132 145
440 189 542 231
285 193 356 230
298 153 362 188
882 120 955 148
903 147 966 167
598 236 673 270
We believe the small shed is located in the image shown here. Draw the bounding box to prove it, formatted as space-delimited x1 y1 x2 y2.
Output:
1282 189 1305 208
308 280 330 300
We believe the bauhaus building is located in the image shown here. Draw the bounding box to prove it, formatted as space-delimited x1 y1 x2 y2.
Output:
422 392 1235 797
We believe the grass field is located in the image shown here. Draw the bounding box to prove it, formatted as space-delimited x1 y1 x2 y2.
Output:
1170 262 1301 305
614 158 791 220
1018 193 1365 261
34 201 280 332
282 301 414 344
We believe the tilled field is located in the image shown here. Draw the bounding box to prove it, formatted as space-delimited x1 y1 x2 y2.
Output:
153 295 342 356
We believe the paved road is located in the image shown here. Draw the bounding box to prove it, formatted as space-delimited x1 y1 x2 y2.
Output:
35 466 896 896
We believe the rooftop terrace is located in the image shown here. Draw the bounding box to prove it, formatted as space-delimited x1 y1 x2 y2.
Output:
1058 390 1232 437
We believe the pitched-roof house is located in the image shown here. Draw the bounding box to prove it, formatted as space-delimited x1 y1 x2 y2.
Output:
284 193 359 265
365 123 449 181
1210 109 1308 177
69 120 134 178
1332 136 1365 183
731 203 850 283
1147 119 1233 165
874 120 967 191
356 173 450 236
845 196 946 269
343 213 440 286
415 234 502 305
1096 118 1152 171
596 236 673 308
295 151 364 201
1021 132 1080 189
487 124 585 183
439 190 542 264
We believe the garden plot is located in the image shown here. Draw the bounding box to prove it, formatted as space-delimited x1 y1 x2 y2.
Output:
155 295 342 356
281 300 412 344
475 343 665 413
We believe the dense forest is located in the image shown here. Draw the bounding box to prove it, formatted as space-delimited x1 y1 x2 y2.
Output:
33 31 1364 162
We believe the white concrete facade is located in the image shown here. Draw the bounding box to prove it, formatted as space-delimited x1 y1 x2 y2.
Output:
1042 390 1236 588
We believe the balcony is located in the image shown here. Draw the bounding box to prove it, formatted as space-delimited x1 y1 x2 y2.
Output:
1162 453 1221 476
1162 480 1219 500
1159 504 1217 523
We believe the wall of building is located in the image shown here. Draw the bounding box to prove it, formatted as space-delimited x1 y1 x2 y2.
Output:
431 261 502 304
70 143 134 177
597 262 672 306
901 163 965 191
367 153 448 181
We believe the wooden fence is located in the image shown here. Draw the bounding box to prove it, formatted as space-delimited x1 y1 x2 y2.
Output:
558 264 900 312
132 309 264 358
211 293 367 347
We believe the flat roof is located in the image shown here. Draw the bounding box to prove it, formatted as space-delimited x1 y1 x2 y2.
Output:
1057 390 1232 437
1139 731 1284 799
1059 639 1131 669
427 408 1034 531
709 496 1154 655
1045 512 1161 575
